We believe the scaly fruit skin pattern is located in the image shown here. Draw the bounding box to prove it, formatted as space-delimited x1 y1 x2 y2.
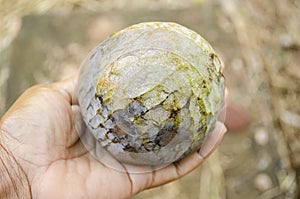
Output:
77 22 224 166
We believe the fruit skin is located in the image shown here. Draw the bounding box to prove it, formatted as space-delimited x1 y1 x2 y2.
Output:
77 22 224 166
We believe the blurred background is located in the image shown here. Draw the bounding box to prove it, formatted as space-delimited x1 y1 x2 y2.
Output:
0 0 299 198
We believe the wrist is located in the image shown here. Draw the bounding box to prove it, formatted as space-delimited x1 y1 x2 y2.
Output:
0 130 31 199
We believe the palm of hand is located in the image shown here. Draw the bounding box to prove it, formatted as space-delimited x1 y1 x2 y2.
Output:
0 78 226 199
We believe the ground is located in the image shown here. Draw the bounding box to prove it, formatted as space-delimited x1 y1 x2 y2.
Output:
0 0 299 198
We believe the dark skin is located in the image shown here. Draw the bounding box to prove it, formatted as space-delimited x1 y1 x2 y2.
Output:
0 76 226 199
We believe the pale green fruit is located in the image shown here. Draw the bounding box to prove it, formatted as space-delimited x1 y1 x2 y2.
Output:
77 22 224 166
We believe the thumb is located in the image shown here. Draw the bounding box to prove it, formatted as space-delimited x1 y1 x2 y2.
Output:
51 75 79 105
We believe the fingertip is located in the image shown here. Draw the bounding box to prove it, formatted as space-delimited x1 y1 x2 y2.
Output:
198 122 226 158
218 121 227 134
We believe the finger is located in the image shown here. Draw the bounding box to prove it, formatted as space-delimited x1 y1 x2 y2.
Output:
67 105 88 158
145 122 226 189
224 105 249 131
51 74 79 105
225 87 228 101
218 87 228 123
220 57 225 70
198 121 227 157
215 51 225 70
71 105 85 138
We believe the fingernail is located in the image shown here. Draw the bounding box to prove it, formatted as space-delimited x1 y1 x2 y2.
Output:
199 122 226 158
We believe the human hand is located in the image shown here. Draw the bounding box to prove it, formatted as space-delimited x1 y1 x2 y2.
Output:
0 76 226 199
